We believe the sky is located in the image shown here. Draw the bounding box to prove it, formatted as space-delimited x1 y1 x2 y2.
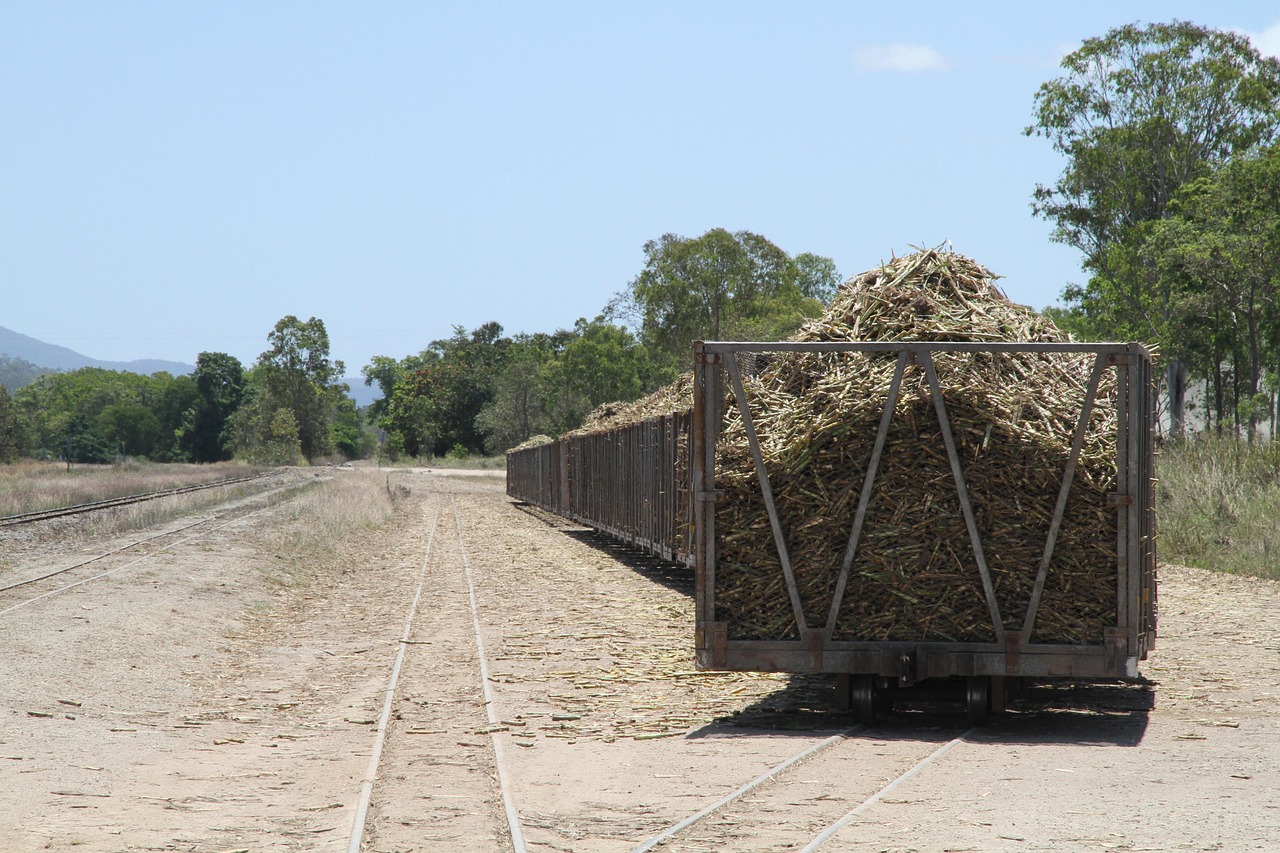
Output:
3 2 1280 378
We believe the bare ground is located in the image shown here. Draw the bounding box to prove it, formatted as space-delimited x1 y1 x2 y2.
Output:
1 468 1278 852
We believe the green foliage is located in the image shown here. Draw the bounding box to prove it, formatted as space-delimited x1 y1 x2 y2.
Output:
1028 20 1280 433
239 316 348 462
0 355 53 391
330 396 372 460
233 390 303 465
1028 21 1280 274
1135 145 1280 436
1041 305 1109 341
475 318 656 453
10 367 193 462
379 322 510 457
0 386 21 462
178 352 246 463
609 228 836 372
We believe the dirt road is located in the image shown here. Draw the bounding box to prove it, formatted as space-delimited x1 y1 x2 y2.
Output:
1 468 1277 851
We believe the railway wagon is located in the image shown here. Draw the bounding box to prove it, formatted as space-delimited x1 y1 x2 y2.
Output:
507 339 1156 725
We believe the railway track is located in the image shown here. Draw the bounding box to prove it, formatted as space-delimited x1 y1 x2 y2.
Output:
346 491 528 852
348 486 988 853
630 726 974 852
0 471 277 527
0 476 305 616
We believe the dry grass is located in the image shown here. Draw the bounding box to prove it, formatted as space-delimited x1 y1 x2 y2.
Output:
0 459 269 518
1159 438 1280 579
249 471 402 583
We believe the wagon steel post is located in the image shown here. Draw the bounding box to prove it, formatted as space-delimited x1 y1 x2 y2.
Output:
724 350 809 635
824 349 910 641
1114 352 1130 654
1020 351 1107 644
920 349 1004 641
692 342 716 630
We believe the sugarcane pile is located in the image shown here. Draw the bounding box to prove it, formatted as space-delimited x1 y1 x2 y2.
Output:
713 248 1120 644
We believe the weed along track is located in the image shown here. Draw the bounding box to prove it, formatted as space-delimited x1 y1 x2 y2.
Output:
0 472 279 528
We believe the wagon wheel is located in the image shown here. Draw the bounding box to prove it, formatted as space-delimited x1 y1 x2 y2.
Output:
966 676 991 727
851 674 877 725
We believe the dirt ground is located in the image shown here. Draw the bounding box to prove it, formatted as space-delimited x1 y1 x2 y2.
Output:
2 468 1278 852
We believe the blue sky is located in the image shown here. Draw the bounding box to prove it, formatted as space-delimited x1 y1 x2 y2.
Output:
3 2 1279 377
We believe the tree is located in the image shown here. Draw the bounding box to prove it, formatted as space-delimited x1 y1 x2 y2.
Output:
0 386 21 462
96 402 161 459
233 394 303 465
0 355 52 392
475 319 655 452
1027 20 1280 434
251 316 347 461
1138 145 1280 438
379 323 510 457
610 228 837 372
9 367 190 462
330 397 370 459
179 352 246 462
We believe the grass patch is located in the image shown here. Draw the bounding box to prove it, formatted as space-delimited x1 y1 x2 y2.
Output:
251 471 401 585
1158 437 1280 578
0 459 270 517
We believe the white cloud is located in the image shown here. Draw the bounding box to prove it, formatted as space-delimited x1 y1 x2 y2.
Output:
852 42 949 73
1245 20 1280 58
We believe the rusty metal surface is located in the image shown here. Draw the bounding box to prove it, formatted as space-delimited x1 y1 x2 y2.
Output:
507 411 694 566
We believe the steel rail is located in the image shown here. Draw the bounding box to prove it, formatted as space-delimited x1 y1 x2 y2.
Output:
0 505 274 618
453 496 529 853
798 729 973 852
345 495 441 853
629 725 865 853
0 516 213 594
0 472 275 527
627 725 973 852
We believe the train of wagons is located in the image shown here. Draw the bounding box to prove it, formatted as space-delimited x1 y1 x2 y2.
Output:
507 340 1157 725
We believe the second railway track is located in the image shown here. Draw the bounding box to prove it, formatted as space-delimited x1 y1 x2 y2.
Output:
0 471 280 527
0 473 315 615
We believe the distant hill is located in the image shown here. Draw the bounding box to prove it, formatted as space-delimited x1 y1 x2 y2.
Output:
344 379 381 409
1 325 380 405
0 325 195 376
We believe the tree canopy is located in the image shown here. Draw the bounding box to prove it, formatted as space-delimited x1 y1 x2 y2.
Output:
609 228 838 372
236 316 348 463
1028 20 1280 434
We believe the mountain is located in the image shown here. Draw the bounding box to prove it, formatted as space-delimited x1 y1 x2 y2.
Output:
344 378 381 408
0 326 382 406
0 325 194 375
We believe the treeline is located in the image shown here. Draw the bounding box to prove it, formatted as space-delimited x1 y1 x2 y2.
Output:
364 228 840 458
0 229 836 465
0 316 366 465
1031 21 1280 439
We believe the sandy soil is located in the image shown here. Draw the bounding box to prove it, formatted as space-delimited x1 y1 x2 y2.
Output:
1 468 1278 852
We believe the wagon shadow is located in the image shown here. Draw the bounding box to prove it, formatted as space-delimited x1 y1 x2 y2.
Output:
690 673 1153 747
516 502 1154 747
560 527 695 597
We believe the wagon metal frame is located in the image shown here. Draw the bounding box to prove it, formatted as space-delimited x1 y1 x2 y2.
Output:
691 340 1156 703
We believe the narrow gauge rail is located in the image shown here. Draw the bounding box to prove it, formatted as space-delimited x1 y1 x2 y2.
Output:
631 725 973 852
0 472 276 527
0 481 301 612
508 340 1157 726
